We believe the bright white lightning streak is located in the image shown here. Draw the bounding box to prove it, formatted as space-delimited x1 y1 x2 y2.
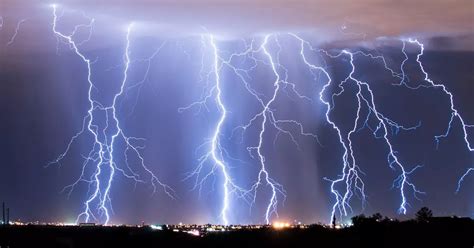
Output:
50 6 173 225
292 34 423 222
343 50 424 215
208 35 232 225
181 35 251 225
6 19 27 46
406 39 473 193
292 34 365 221
244 35 307 224
51 5 102 223
182 34 321 224
96 23 135 224
250 35 289 224
225 35 319 224
457 168 474 193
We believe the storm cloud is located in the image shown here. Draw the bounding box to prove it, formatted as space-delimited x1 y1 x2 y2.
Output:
3 0 474 42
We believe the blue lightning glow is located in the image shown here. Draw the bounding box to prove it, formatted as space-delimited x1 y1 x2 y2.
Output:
292 35 368 221
241 35 319 224
50 5 173 225
207 35 232 225
123 41 166 115
343 50 424 215
457 168 474 193
247 35 286 224
181 34 320 224
181 35 250 225
24 4 469 225
292 34 424 223
406 39 473 193
180 34 472 224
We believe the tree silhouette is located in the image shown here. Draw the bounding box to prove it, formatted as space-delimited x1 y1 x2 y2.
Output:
371 213 383 222
351 214 366 226
416 207 433 222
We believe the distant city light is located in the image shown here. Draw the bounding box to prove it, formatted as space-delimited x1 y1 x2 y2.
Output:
272 221 290 229
150 225 162 230
187 230 200 236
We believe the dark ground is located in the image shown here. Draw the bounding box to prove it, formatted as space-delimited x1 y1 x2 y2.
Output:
0 217 473 248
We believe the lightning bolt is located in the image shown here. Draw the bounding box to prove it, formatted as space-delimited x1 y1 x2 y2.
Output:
38 4 470 225
405 39 473 193
292 34 423 223
6 18 27 46
222 35 321 224
457 168 474 193
204 34 233 225
292 34 366 222
242 35 319 224
181 34 320 224
122 41 166 115
240 35 288 225
343 50 424 215
180 34 252 225
49 5 173 225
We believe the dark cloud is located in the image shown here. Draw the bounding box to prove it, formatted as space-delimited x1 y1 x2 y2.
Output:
2 0 474 40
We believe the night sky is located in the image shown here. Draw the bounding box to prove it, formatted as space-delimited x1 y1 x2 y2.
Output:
0 0 473 225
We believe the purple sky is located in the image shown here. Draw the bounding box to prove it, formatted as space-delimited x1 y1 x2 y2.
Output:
0 0 472 225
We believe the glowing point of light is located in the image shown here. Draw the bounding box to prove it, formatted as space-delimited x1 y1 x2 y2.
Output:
272 221 290 229
187 230 200 236
150 225 163 230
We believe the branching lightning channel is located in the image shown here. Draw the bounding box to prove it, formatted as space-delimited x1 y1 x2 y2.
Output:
181 35 250 225
244 35 287 225
181 34 320 224
292 35 366 221
208 35 232 225
343 50 424 215
49 5 173 225
39 5 470 225
292 34 423 222
238 35 320 224
405 39 473 193
6 18 27 46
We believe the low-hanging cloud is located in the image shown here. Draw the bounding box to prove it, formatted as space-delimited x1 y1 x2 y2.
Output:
58 0 474 37
2 0 474 48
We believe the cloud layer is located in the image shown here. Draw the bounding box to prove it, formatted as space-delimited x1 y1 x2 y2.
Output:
52 0 474 38
2 0 473 48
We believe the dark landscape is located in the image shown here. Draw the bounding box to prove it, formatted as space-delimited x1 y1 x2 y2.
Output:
1 210 473 248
